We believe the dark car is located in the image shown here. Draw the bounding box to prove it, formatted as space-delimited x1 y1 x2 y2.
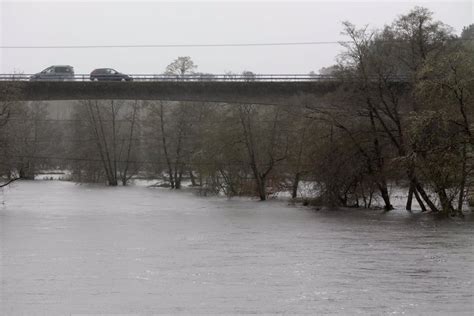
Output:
90 68 133 81
30 65 75 81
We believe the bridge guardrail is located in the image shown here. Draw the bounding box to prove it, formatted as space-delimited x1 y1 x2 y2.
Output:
0 73 410 82
0 73 344 82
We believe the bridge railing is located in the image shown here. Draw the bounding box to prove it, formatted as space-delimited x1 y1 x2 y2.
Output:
0 73 341 82
0 73 411 82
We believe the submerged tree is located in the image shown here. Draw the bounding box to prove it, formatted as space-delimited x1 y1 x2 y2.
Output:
145 100 202 189
304 7 471 215
71 100 142 186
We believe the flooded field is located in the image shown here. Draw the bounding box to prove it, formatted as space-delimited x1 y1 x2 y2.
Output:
1 181 473 315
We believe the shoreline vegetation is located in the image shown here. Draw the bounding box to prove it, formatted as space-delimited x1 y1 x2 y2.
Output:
4 173 473 218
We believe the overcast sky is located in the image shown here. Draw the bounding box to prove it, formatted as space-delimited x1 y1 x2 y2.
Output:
1 0 472 74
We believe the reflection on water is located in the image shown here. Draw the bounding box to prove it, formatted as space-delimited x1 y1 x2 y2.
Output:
1 181 473 315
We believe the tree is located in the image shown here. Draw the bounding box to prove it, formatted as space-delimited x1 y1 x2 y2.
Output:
283 106 320 199
414 26 474 215
336 21 394 210
318 65 342 76
408 111 468 216
145 101 202 189
235 104 288 200
323 7 464 213
390 6 453 78
0 84 18 186
242 71 256 81
165 56 197 77
8 102 53 179
71 100 142 186
1 95 57 182
187 103 248 197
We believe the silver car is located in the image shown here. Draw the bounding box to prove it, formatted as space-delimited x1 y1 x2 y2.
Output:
30 65 75 81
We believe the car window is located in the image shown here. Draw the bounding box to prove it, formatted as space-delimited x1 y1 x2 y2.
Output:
55 67 71 73
43 67 54 74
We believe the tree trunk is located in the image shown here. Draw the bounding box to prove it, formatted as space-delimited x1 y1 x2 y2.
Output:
292 172 300 199
158 102 174 188
189 170 196 186
19 166 34 180
377 182 393 211
369 109 393 211
437 187 454 215
407 165 439 212
413 187 428 212
121 100 139 186
175 170 182 189
256 175 267 201
85 100 114 185
94 101 117 186
457 142 468 214
406 183 414 211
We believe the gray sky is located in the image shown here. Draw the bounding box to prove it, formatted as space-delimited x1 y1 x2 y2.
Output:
1 0 472 74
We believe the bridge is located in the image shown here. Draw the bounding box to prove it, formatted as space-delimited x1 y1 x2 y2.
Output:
0 74 406 105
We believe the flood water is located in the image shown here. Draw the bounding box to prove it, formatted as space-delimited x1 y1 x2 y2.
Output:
1 181 473 315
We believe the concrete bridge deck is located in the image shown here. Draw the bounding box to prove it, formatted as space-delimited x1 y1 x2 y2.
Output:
0 81 343 105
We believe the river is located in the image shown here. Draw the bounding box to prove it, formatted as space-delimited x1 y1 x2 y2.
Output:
1 181 473 315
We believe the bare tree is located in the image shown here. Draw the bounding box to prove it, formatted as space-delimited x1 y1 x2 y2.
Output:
165 56 197 78
333 21 394 210
72 100 141 186
145 101 199 189
236 104 288 200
